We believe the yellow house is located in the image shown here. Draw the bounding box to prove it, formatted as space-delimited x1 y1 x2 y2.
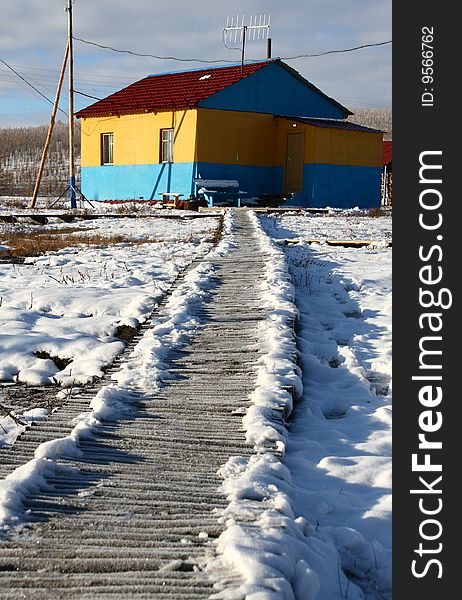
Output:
76 59 382 208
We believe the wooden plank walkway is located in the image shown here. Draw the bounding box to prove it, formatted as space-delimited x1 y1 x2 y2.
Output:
0 212 269 598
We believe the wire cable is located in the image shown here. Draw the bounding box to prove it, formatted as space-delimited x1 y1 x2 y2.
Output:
0 57 87 133
73 37 233 63
74 36 391 64
74 89 103 101
0 58 66 113
283 40 391 59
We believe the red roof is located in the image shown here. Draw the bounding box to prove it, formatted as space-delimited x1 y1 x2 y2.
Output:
382 140 392 166
75 61 271 118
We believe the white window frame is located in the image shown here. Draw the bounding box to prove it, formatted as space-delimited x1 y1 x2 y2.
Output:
160 128 174 163
101 133 114 165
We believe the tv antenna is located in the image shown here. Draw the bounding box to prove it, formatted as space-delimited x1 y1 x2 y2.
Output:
224 14 271 73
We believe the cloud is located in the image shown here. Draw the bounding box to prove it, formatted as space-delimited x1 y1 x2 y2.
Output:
0 0 391 126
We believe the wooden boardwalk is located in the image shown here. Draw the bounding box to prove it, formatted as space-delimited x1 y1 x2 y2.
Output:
0 212 271 598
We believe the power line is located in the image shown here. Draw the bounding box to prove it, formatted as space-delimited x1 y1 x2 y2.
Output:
74 89 102 101
0 58 64 112
74 35 391 63
0 57 87 133
283 40 391 59
73 37 232 63
1 35 391 121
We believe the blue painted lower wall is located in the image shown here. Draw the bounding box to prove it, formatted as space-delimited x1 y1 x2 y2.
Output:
300 164 381 209
81 162 381 208
198 162 380 208
273 164 381 208
195 162 276 199
81 163 196 201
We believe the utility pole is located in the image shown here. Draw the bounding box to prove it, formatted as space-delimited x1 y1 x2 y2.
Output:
47 1 93 211
67 0 76 209
29 42 69 209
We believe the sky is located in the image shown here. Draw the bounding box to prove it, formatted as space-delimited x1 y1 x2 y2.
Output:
0 0 391 127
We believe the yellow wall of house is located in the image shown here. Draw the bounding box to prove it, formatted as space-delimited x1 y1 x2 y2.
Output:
275 118 382 167
80 108 381 169
195 110 381 168
80 110 197 167
310 126 382 167
196 108 277 166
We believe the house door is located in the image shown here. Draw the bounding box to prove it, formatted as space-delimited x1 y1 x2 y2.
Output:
284 132 305 193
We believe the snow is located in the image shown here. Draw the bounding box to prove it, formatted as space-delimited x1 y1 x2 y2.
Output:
0 210 233 528
0 216 219 386
259 213 392 598
0 213 220 446
1 208 391 599
211 212 368 600
261 212 391 244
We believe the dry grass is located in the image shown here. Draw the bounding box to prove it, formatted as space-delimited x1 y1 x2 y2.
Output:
211 215 224 245
1 228 129 257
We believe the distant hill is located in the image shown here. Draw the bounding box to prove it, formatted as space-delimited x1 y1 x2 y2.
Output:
347 107 392 140
0 121 80 197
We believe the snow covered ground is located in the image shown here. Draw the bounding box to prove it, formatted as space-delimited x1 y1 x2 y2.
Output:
0 214 220 445
0 208 391 599
259 213 392 598
261 211 391 243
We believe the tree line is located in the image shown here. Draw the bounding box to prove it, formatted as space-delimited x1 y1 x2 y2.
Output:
348 107 392 140
0 121 80 197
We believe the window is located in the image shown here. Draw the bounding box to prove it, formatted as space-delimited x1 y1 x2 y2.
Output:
101 133 114 165
160 128 174 163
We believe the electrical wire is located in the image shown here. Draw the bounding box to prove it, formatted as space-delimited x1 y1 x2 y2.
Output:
283 40 391 59
74 90 102 101
0 58 64 111
222 29 242 52
1 34 391 124
74 35 391 64
73 37 233 63
0 57 87 133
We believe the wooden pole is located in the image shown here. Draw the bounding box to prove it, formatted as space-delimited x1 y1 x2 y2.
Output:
67 0 76 209
28 42 69 209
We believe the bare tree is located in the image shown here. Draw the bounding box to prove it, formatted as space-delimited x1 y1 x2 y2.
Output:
347 107 392 140
0 121 80 196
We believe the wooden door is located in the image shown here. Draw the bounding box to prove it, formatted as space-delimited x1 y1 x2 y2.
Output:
284 132 305 193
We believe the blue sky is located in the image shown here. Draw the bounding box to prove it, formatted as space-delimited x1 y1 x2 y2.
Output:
0 0 391 127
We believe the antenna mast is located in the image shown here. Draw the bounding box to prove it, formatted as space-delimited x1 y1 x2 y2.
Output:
67 0 76 209
224 14 271 74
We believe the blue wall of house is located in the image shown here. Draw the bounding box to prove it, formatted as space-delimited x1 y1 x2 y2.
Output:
195 162 277 199
271 164 380 208
197 162 380 208
298 164 381 208
198 63 346 120
81 161 380 208
81 163 196 201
